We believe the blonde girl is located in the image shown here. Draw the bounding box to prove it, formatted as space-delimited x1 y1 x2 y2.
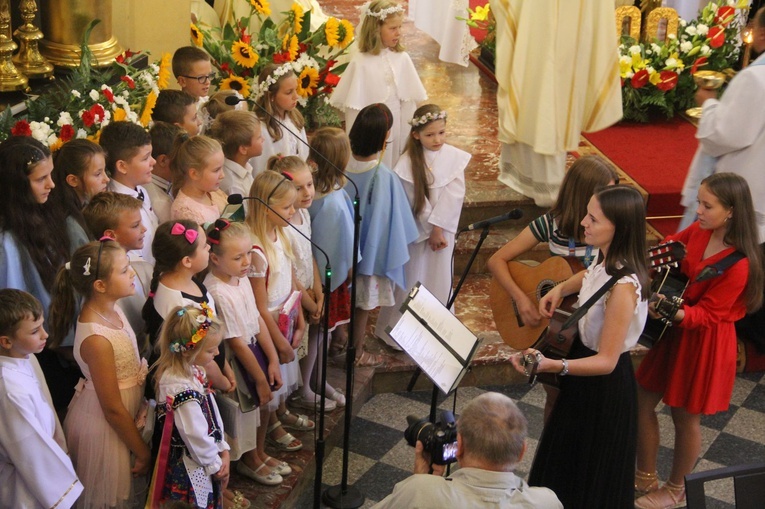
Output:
375 104 468 349
169 135 228 225
307 128 353 362
204 219 291 486
246 170 312 453
330 0 427 169
270 155 346 410
152 305 230 508
250 63 309 170
49 239 149 508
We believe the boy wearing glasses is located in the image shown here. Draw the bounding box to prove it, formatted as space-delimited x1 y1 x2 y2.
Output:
172 46 215 131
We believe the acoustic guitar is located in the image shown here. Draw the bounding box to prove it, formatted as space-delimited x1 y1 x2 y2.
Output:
490 256 584 350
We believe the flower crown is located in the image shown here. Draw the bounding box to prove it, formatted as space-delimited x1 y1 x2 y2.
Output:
254 63 296 101
169 303 214 353
409 110 447 127
365 3 405 21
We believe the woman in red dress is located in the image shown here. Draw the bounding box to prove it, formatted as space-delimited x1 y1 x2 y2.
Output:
635 173 764 509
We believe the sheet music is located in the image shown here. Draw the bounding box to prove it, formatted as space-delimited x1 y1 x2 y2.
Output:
404 284 476 361
389 312 466 394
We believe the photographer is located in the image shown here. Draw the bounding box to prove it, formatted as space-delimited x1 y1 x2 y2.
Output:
373 393 562 508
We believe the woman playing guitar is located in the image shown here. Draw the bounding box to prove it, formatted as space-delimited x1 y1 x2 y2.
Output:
511 186 650 508
487 155 618 421
634 173 764 509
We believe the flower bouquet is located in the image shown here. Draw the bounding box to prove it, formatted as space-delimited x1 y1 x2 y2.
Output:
193 1 354 128
0 21 170 148
619 0 746 123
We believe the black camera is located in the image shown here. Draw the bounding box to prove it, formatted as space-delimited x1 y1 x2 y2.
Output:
404 411 459 465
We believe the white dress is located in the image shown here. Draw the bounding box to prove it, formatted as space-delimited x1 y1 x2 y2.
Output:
288 208 313 358
203 272 264 458
330 49 428 169
375 144 469 347
0 356 83 509
408 0 478 66
64 307 148 509
248 115 309 173
250 235 300 401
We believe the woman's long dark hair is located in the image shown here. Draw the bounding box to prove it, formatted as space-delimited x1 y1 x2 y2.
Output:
0 136 70 289
595 185 650 300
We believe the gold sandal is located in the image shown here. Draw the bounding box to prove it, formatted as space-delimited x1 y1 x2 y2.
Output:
635 469 660 496
635 480 686 509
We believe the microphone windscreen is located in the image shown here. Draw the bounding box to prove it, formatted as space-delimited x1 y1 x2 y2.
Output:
224 95 242 106
227 194 244 205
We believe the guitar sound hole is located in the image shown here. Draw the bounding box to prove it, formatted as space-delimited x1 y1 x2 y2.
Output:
537 280 555 301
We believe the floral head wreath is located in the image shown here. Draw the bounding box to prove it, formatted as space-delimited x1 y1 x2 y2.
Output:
409 110 447 127
364 2 405 21
169 302 214 353
254 63 296 101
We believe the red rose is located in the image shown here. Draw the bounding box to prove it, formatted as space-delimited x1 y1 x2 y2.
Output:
81 110 95 127
691 56 708 75
11 120 32 137
120 75 135 89
324 72 340 87
102 88 115 103
708 26 726 49
714 6 736 27
631 69 650 89
656 71 678 92
60 124 75 142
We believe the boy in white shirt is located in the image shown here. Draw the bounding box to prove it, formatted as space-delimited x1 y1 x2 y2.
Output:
208 110 265 196
147 122 183 224
0 289 83 509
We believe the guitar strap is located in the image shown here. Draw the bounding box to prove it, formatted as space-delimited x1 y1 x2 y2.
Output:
560 269 629 331
694 250 745 283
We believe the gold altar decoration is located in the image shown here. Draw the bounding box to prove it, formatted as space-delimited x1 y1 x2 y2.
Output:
0 0 28 92
13 0 54 79
39 0 122 68
616 6 641 41
644 7 679 43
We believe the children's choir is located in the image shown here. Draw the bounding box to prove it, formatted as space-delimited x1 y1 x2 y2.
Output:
1 2 761 509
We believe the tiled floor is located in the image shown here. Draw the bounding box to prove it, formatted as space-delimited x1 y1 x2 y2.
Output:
298 370 765 508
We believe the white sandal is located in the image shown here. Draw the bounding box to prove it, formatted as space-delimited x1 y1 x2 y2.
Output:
279 409 315 431
329 390 346 408
266 421 303 451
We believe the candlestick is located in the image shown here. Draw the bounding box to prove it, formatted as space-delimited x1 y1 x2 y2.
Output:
13 0 54 79
0 0 29 92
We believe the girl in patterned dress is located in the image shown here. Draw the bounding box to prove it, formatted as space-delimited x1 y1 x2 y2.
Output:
152 305 230 509
49 239 150 508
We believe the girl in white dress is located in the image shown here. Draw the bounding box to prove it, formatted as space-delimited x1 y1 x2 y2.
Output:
249 63 309 172
204 219 290 486
246 170 312 453
330 0 427 169
49 240 150 509
151 305 230 508
376 105 468 347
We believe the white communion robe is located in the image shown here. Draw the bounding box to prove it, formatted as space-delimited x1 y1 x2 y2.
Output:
0 356 83 509
375 144 469 348
490 0 622 206
408 0 478 66
330 49 428 170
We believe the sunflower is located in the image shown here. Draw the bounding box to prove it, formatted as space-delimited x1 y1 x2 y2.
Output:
287 35 299 61
249 0 271 16
220 75 251 98
296 67 319 98
113 107 128 122
232 40 258 68
140 91 157 127
157 52 172 89
337 20 354 49
291 3 304 33
190 23 203 47
325 17 340 47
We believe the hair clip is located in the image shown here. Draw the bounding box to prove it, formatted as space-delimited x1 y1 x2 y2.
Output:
65 262 71 271
83 257 92 276
206 218 231 245
176 308 187 317
171 223 199 244
282 171 294 181
99 235 116 242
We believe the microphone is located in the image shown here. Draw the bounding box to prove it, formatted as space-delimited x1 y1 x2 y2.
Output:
462 209 523 231
224 95 246 106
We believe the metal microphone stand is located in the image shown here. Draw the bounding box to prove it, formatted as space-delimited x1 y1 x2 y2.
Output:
245 99 365 508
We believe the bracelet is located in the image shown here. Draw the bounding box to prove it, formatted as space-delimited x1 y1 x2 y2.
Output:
559 358 569 376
